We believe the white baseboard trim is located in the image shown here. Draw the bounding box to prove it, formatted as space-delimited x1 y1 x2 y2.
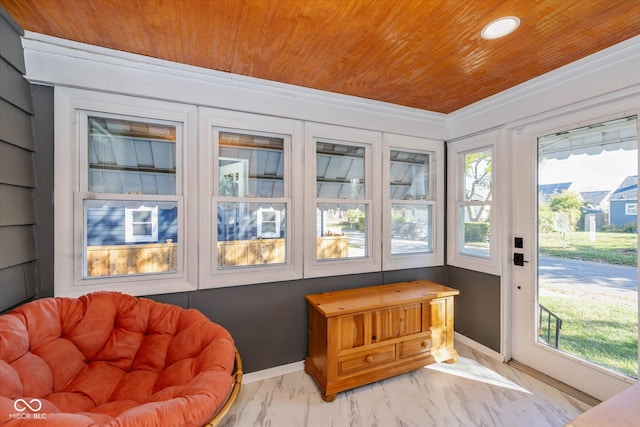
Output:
242 335 504 384
454 332 505 362
243 360 305 384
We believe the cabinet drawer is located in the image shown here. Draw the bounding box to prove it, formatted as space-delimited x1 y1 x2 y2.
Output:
398 336 432 358
338 345 396 375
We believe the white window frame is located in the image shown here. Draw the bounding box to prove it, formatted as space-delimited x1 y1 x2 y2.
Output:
304 123 382 278
382 133 444 270
54 87 198 297
198 108 304 288
447 130 502 275
125 205 159 243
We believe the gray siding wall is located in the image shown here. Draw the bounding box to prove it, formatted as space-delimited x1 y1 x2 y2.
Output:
0 9 37 312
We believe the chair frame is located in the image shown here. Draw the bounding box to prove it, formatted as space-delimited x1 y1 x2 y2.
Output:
204 348 243 427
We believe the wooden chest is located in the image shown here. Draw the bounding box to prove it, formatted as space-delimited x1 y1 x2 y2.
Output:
304 280 459 401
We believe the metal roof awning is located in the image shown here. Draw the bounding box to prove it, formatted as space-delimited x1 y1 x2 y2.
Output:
538 116 638 160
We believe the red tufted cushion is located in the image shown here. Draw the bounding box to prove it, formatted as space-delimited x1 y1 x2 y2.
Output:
0 292 235 426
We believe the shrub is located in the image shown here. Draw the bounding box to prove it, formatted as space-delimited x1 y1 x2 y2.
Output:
621 221 638 233
465 222 489 242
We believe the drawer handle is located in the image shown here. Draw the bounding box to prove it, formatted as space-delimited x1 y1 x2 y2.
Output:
421 341 429 348
365 355 374 363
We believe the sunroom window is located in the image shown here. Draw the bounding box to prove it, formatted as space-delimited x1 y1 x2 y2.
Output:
383 133 444 270
460 147 493 258
447 130 501 275
198 108 302 289
315 141 368 260
55 88 197 297
216 131 287 268
304 124 381 277
82 117 180 278
390 150 432 254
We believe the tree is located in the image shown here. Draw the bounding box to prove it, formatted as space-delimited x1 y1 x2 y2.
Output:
547 190 584 231
464 150 492 221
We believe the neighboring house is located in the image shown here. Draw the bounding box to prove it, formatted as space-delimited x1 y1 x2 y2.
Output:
610 175 638 228
540 184 613 231
580 190 611 231
580 190 611 210
86 203 178 246
538 182 573 202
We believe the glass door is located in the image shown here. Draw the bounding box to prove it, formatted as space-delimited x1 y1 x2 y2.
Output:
537 116 638 378
511 114 639 401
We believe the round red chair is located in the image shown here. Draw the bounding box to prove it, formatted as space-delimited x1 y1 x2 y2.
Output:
0 292 241 426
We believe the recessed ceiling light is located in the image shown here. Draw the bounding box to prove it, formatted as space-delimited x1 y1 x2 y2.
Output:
481 16 520 40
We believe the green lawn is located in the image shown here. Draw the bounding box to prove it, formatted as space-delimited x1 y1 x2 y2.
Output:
539 230 638 378
539 231 637 267
539 294 638 378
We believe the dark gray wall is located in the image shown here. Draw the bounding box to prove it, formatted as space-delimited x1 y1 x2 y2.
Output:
187 268 446 372
0 8 38 312
446 265 501 353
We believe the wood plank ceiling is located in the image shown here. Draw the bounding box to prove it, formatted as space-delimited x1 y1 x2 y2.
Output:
2 0 640 113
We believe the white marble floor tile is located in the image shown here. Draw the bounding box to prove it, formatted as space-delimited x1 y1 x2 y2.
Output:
220 343 590 427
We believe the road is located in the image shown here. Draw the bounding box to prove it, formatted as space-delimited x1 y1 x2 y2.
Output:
539 255 638 305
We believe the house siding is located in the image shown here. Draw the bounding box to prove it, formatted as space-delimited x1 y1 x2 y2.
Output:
610 199 638 227
86 205 178 245
0 8 37 312
609 176 638 228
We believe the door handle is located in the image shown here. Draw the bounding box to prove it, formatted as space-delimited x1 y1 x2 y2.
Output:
513 253 529 266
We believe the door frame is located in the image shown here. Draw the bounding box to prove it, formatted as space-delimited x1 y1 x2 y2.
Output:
508 100 640 401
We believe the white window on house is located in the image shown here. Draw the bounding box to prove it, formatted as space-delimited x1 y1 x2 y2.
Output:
199 108 303 288
304 124 381 277
125 205 158 242
383 134 444 270
447 131 502 275
625 203 638 215
55 88 197 297
257 207 281 238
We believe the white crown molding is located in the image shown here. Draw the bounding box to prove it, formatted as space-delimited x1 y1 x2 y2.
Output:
447 35 640 139
20 31 639 146
21 31 447 139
